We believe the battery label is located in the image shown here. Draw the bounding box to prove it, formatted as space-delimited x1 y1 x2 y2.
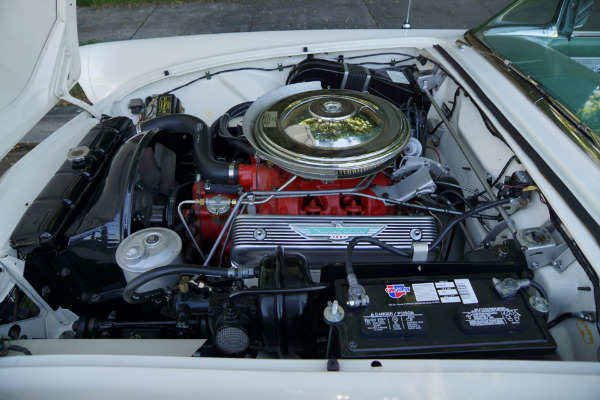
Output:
362 311 428 336
412 283 439 302
460 307 524 333
386 70 410 84
385 279 478 306
455 279 478 304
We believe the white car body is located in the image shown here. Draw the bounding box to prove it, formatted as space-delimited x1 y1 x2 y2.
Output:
1 1 599 398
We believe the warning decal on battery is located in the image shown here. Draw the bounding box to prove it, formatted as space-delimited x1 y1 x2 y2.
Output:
454 279 478 304
362 311 428 336
412 283 439 302
460 307 523 332
386 279 478 306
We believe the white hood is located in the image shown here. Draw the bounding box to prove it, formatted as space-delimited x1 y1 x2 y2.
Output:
0 0 80 157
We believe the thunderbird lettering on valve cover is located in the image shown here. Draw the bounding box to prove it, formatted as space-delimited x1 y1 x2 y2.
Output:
1 0 600 398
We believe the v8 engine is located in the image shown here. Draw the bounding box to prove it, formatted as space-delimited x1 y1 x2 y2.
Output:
6 56 559 360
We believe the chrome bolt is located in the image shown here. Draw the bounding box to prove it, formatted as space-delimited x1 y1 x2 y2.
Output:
253 229 266 241
324 300 345 324
529 294 550 313
497 245 510 259
323 101 342 113
145 234 159 244
552 259 566 272
126 245 141 257
410 228 422 241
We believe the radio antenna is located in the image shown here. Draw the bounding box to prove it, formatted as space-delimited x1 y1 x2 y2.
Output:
402 0 412 29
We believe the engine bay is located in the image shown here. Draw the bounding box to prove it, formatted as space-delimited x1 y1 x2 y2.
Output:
2 49 598 361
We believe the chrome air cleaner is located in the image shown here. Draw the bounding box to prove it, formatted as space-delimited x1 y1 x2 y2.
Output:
243 86 410 180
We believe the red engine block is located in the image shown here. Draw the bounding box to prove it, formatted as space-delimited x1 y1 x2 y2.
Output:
192 162 396 245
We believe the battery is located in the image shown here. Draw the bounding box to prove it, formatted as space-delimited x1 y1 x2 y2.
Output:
333 271 556 358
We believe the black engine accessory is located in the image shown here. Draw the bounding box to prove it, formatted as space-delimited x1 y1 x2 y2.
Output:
139 114 238 184
286 58 428 109
185 248 325 357
257 247 318 357
10 117 134 253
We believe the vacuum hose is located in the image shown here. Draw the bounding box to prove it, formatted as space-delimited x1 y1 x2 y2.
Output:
139 114 238 184
123 264 255 304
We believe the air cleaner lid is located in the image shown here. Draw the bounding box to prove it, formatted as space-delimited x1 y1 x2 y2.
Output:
245 88 410 180
278 96 379 149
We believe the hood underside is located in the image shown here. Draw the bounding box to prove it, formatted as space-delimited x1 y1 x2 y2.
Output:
0 0 80 158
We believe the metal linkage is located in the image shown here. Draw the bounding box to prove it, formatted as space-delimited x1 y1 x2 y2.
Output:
177 200 206 261
423 89 517 236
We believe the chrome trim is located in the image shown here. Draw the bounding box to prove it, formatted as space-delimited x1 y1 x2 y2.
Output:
572 31 600 38
341 62 350 89
289 221 387 242
362 70 372 92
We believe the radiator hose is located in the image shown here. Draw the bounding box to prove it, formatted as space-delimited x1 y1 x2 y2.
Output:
138 114 238 184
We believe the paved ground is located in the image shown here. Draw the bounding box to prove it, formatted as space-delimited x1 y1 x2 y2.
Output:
20 0 512 147
76 0 510 44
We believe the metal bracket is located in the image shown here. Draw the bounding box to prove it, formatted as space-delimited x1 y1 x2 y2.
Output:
393 156 450 179
58 92 102 120
246 194 257 215
455 39 471 49
412 242 429 263
0 256 78 339
373 166 436 202
550 247 576 273
516 226 567 269
414 67 446 91
55 46 102 120
479 218 513 247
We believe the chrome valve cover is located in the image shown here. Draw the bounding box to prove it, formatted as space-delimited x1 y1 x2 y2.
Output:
230 215 438 270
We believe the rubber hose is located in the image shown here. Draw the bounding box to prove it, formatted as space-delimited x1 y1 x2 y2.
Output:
139 114 238 184
428 198 511 250
211 117 255 157
217 102 256 156
228 135 256 157
227 284 329 307
530 280 549 302
345 236 411 276
547 313 575 329
123 264 231 304
344 199 512 277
